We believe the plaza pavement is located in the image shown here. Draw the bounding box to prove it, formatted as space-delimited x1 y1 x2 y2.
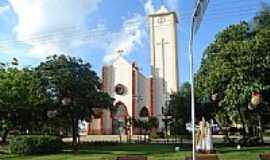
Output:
63 135 270 144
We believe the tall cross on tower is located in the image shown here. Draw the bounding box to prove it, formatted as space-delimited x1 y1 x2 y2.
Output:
149 4 179 131
157 38 169 92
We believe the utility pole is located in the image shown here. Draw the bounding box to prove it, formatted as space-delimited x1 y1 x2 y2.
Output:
189 0 209 160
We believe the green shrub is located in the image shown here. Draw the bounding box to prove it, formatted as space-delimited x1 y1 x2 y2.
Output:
9 135 63 155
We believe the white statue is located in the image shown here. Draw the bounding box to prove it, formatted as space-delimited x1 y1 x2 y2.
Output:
196 117 213 153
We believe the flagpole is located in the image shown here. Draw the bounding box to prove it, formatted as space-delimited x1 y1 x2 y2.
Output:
188 18 196 160
189 1 209 160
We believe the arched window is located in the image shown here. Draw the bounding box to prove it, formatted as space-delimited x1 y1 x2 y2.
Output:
113 102 128 119
139 107 149 117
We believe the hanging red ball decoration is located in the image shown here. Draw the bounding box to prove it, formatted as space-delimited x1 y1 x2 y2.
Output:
251 91 262 106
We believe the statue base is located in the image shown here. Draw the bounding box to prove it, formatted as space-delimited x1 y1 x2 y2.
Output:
185 153 218 160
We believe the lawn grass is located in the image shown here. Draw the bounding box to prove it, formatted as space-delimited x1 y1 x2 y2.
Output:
0 143 270 160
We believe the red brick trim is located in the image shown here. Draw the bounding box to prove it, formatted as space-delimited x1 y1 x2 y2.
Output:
87 123 91 135
113 101 129 118
132 63 137 118
112 101 129 134
102 66 107 91
150 77 155 116
88 129 102 134
100 113 104 134
111 115 113 134
102 129 113 135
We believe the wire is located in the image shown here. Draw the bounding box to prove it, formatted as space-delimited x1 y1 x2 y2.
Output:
0 4 262 40
1 1 263 41
180 0 261 16
0 1 266 47
179 0 266 13
181 9 259 23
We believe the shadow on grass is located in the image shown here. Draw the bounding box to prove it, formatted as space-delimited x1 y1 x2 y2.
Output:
0 154 20 160
0 151 8 155
218 146 270 154
63 144 191 156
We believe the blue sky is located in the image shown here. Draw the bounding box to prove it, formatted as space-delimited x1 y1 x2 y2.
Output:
0 0 269 84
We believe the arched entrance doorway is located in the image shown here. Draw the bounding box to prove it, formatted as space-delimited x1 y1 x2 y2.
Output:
140 107 150 117
112 102 128 135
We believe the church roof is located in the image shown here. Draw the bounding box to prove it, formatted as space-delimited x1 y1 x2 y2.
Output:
112 56 131 66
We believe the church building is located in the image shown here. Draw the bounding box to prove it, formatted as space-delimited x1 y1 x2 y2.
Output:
87 5 179 135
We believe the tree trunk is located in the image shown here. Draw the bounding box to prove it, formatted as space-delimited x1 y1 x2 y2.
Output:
237 106 247 145
257 114 264 144
144 129 147 143
215 118 236 145
1 129 9 143
71 116 79 151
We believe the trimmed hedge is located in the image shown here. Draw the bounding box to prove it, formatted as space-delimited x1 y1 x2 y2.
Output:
9 135 63 155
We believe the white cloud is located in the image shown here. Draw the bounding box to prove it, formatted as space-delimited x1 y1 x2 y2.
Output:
165 0 178 12
144 0 155 14
103 0 180 63
0 5 10 15
103 14 146 63
8 0 102 59
103 0 155 63
143 0 178 13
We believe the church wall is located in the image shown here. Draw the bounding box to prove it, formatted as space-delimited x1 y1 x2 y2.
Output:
136 72 151 118
149 9 179 131
149 77 155 116
88 7 179 135
103 59 133 134
103 65 114 95
102 109 112 134
150 14 178 94
149 16 163 122
149 15 167 128
112 59 133 117
88 118 102 134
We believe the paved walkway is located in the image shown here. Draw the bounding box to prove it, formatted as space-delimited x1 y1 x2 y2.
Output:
63 135 270 144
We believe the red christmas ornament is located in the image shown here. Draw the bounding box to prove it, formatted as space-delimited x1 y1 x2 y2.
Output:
251 91 262 106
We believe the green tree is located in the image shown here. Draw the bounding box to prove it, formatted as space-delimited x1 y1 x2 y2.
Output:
168 83 191 135
36 55 114 148
253 3 270 30
195 5 270 145
168 83 214 135
0 60 48 142
132 117 158 141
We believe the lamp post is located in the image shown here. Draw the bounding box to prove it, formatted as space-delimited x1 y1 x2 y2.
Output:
189 0 209 160
162 101 172 138
126 117 132 143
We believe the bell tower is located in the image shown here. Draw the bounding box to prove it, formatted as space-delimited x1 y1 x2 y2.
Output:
149 6 179 128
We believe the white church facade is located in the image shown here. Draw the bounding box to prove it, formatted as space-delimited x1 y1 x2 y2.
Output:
87 6 179 135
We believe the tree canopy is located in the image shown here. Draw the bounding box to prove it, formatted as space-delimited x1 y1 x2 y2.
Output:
0 55 114 147
0 61 49 142
195 5 270 144
36 55 114 146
